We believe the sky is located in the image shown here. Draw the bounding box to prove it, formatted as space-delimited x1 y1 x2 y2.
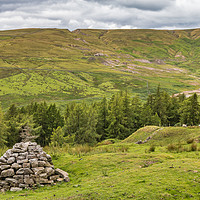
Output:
0 0 200 31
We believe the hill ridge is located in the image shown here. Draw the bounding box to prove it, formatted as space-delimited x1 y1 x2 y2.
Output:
1 28 200 108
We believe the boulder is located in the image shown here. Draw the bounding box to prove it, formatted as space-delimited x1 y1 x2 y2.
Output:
11 163 21 170
7 157 15 164
29 159 38 168
1 169 14 177
10 187 22 192
0 157 7 163
1 165 11 171
55 168 70 182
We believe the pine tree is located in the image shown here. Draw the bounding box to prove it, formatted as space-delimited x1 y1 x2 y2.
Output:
65 103 99 144
96 97 109 141
106 93 129 139
0 104 6 146
33 102 64 146
131 95 142 130
50 126 65 147
180 93 200 125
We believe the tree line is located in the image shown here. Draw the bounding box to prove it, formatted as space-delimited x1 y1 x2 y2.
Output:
0 86 199 147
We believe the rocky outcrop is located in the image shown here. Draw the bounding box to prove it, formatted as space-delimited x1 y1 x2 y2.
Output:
0 142 69 192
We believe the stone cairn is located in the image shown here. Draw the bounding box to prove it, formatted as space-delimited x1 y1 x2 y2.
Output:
0 126 69 192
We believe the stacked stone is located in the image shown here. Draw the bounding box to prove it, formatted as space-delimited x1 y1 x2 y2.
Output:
0 142 69 192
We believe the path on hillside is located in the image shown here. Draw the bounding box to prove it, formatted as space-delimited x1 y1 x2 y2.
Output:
136 127 163 144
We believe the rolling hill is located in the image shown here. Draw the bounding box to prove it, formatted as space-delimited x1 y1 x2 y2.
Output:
1 28 200 108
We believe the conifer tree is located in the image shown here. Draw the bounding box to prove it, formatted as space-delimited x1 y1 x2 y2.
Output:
180 93 200 125
0 104 6 146
50 126 65 147
65 103 99 144
96 97 109 141
34 102 64 146
107 93 129 139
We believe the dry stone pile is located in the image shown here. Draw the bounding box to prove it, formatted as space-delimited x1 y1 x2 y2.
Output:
0 141 69 192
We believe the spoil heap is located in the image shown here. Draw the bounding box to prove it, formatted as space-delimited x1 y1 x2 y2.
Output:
0 141 69 192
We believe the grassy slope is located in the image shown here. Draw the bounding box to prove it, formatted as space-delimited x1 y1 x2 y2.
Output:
2 126 200 199
1 28 200 108
124 126 200 146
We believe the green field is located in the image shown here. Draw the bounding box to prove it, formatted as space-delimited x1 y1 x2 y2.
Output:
1 28 200 109
1 126 200 199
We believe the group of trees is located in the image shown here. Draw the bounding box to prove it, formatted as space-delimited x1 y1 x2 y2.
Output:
0 87 200 147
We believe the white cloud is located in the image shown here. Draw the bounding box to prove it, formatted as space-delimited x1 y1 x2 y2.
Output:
0 0 200 30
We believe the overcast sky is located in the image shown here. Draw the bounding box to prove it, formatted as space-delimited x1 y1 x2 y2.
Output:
0 0 200 31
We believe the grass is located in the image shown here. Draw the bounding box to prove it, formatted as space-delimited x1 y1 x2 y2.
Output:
1 28 200 109
2 126 200 199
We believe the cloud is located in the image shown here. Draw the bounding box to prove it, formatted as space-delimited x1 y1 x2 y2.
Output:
85 0 175 11
0 0 200 31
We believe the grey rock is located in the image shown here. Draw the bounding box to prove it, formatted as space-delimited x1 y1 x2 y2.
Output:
24 175 34 185
46 154 52 161
0 156 7 163
16 168 33 175
35 178 49 184
39 157 47 161
11 163 21 170
17 159 28 164
12 153 19 158
23 163 30 168
45 167 55 176
12 149 23 153
1 169 14 177
29 142 37 146
29 159 38 168
28 146 36 151
5 178 18 185
27 154 36 159
0 180 8 186
3 149 12 159
10 187 22 192
39 152 47 157
19 183 28 188
13 175 23 180
50 175 60 181
45 162 53 167
19 152 28 157
1 165 11 170
136 140 143 144
7 157 15 164
17 156 26 160
55 168 70 182
32 167 45 175
38 161 46 167
47 180 54 184
57 178 64 182
40 173 48 179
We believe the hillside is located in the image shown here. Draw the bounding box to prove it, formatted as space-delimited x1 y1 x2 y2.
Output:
2 126 200 199
123 126 200 146
1 28 200 108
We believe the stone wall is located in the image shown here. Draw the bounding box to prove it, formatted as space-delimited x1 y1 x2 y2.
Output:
0 142 69 192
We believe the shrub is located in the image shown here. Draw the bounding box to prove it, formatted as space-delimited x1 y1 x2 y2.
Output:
191 143 197 151
187 138 194 144
167 144 177 151
148 145 155 152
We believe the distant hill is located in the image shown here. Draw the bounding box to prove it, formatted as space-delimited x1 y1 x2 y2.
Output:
1 28 200 108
